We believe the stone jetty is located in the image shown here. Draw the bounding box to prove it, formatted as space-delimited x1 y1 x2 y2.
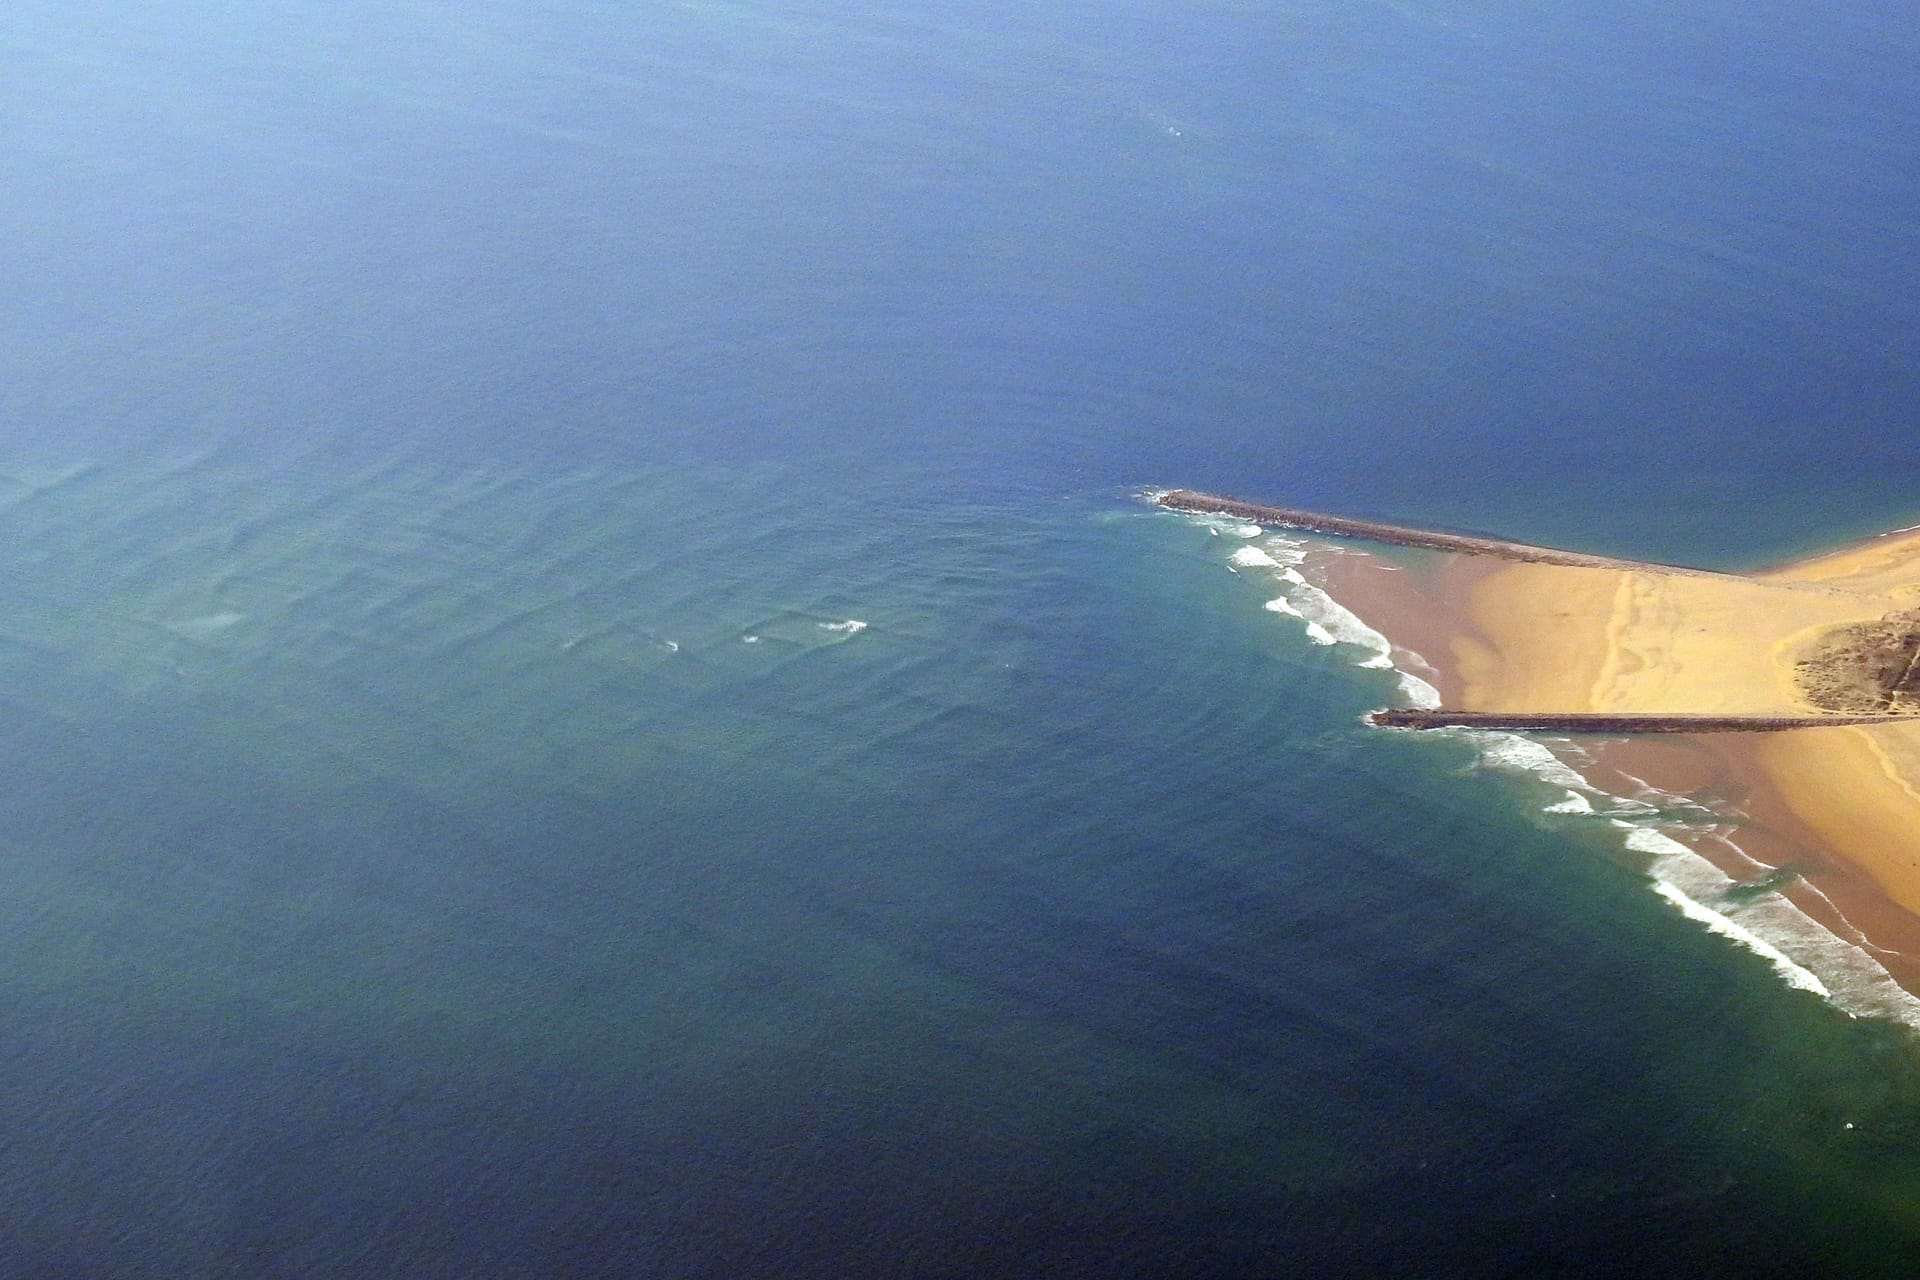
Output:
1155 489 1737 578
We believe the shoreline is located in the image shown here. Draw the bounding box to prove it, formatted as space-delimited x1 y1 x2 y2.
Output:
1340 542 1920 1015
1182 500 1920 1023
1562 728 1920 1011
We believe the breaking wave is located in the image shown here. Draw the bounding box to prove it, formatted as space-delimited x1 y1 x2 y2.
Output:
1213 521 1439 708
1459 728 1920 1025
1185 512 1443 713
1624 823 1920 1023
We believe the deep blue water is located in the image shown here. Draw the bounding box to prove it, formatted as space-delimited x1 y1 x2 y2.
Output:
4 2 1920 1275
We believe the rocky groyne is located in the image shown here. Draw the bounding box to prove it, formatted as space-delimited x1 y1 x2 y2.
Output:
1155 489 1735 577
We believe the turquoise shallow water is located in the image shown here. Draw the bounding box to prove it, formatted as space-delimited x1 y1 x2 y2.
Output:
5 0 1920 1274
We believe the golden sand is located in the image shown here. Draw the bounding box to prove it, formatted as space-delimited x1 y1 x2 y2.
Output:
1448 526 1920 920
1157 488 1920 1002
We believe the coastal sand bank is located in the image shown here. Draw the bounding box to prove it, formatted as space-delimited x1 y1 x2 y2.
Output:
1172 492 1920 1013
1331 543 1920 1007
1443 545 1920 920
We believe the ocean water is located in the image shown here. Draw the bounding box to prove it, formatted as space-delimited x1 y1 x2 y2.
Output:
6 1 1920 1275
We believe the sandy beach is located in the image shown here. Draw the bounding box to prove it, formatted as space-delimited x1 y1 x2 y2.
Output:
1300 515 1920 1009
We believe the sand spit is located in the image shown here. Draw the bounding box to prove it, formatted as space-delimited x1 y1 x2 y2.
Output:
1165 487 1920 1019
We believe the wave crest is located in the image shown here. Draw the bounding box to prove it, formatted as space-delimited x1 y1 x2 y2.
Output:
1462 729 1920 1023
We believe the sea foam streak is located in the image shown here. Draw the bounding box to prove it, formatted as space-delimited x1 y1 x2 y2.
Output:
1619 824 1831 996
1652 882 1829 996
1462 731 1598 795
1463 724 1920 1020
1458 722 1919 1017
1212 521 1439 708
1620 821 1920 1022
1275 569 1396 670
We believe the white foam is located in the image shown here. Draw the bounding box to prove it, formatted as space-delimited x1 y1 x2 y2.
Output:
1436 721 1920 1020
1616 823 1703 861
1241 537 1436 705
167 611 246 640
1229 546 1281 569
1747 881 1920 1024
1611 825 1828 996
1463 731 1600 796
1258 536 1309 567
1606 819 1920 1020
743 635 760 644
1456 746 1837 999
1649 882 1830 997
820 619 868 634
1448 729 1680 820
1447 736 1869 1003
1396 672 1443 710
1278 575 1395 669
1544 791 1594 815
1184 512 1263 539
1609 771 1711 820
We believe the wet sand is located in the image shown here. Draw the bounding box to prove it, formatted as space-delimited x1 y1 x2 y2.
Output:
1590 732 1920 1001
